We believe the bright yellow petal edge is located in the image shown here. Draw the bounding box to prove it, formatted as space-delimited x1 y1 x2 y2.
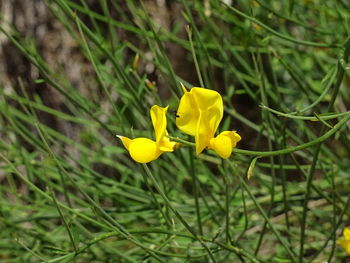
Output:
117 105 177 163
337 227 350 255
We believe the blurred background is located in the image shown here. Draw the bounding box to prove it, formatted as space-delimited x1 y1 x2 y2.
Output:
1 0 350 262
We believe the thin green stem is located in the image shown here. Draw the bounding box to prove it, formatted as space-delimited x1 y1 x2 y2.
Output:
299 37 350 262
34 123 165 262
260 105 350 121
168 113 350 157
223 3 339 48
142 164 217 263
187 26 205 88
227 163 298 262
189 148 203 235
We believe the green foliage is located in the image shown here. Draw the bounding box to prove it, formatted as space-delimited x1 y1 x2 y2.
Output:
1 0 350 262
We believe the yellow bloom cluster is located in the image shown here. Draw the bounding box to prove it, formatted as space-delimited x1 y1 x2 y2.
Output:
176 86 241 159
118 86 241 163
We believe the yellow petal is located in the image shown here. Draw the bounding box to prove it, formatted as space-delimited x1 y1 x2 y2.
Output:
128 138 161 163
209 133 232 159
176 89 199 136
195 111 210 155
117 135 132 150
344 228 350 240
209 131 242 159
338 239 350 255
191 87 223 113
176 87 223 138
158 137 177 152
150 104 177 152
206 104 223 138
150 105 168 143
225 131 242 148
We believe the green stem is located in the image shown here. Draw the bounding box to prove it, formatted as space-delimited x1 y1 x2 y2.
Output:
187 26 205 88
168 112 350 157
142 164 217 263
34 123 165 262
260 105 350 121
189 148 203 235
227 163 298 262
223 3 339 48
140 170 172 228
298 37 350 262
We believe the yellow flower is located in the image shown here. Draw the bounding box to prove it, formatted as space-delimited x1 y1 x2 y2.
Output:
118 105 176 163
176 85 241 159
338 227 350 255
